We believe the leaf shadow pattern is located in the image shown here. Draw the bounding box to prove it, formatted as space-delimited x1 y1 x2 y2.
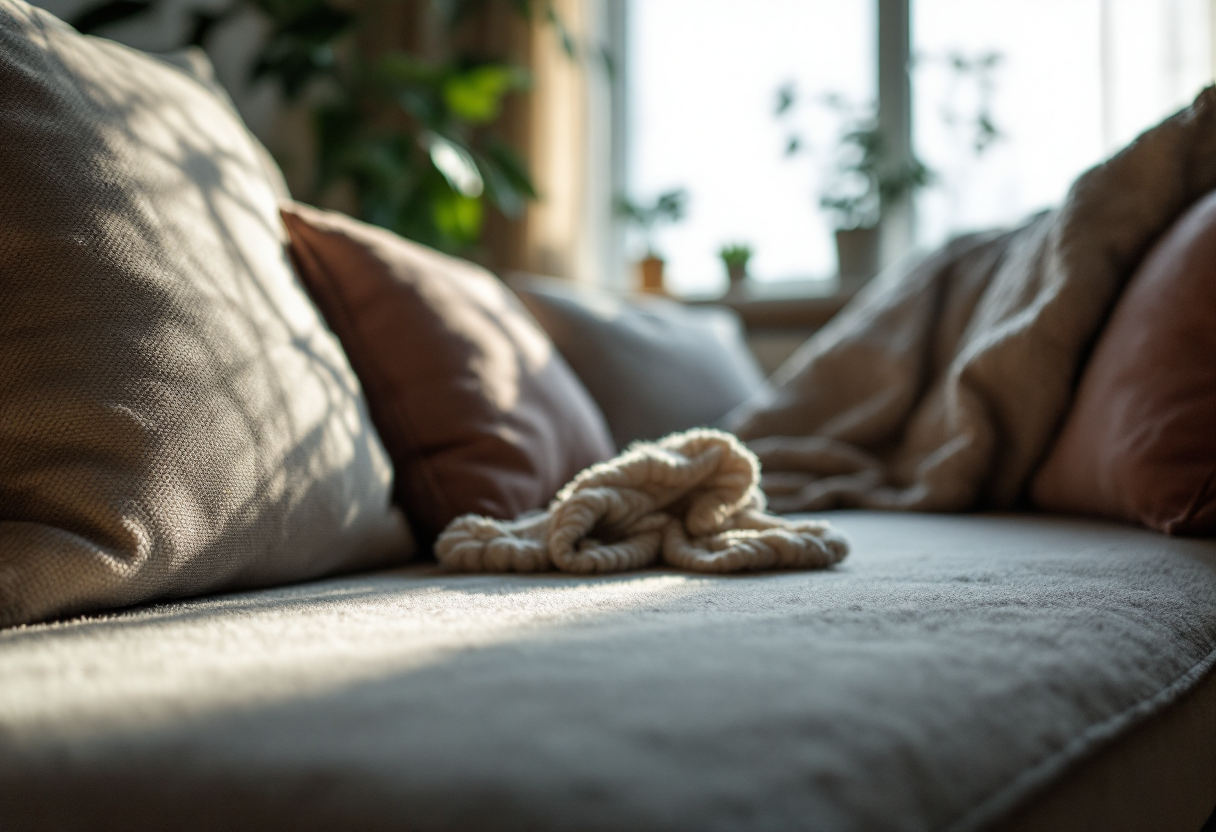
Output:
0 3 408 628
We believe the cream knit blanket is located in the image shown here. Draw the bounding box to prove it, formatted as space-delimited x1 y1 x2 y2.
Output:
435 429 848 574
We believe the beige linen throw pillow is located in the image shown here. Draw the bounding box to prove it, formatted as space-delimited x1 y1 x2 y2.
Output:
0 0 411 627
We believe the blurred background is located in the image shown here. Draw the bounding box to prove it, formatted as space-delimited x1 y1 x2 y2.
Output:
33 0 1216 296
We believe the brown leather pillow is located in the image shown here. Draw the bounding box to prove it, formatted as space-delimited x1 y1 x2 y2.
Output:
280 203 615 539
1031 190 1216 535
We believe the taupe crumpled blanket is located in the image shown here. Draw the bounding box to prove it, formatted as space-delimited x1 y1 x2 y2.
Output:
726 87 1216 514
436 429 848 574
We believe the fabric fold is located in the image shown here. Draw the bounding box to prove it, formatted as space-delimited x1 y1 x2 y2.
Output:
727 86 1216 515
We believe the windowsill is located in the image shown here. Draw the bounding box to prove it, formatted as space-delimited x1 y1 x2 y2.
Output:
682 278 860 330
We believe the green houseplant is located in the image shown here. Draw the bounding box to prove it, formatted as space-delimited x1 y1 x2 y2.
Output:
776 88 932 284
775 53 1002 285
821 115 932 284
717 243 752 293
71 0 580 257
616 188 688 293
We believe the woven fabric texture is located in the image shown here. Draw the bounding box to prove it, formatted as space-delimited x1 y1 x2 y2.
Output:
2 514 1215 832
0 0 411 628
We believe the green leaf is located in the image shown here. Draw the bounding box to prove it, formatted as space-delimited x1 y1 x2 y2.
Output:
476 142 538 218
248 0 355 98
235 0 552 252
654 189 688 222
432 190 483 244
483 139 538 199
70 0 153 34
478 165 524 218
442 64 529 125
425 133 484 197
616 188 688 229
380 52 441 86
312 103 360 185
718 243 752 266
544 4 578 58
775 82 795 116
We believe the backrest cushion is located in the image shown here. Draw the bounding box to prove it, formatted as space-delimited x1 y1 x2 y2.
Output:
509 275 770 449
1031 190 1216 535
280 203 615 540
0 0 411 627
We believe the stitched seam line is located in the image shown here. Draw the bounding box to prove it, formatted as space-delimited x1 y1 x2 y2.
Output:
940 643 1216 832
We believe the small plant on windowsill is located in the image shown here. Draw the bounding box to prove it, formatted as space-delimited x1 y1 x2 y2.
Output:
776 53 1003 287
718 243 753 294
776 88 933 285
616 188 688 293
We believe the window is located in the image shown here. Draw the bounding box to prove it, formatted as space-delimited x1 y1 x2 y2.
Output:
913 0 1214 248
625 0 1215 296
626 0 874 296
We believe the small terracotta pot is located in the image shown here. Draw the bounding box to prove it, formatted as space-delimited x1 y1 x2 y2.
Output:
639 255 666 294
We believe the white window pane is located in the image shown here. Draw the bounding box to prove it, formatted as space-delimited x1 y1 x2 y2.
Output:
913 0 1212 248
1103 0 1212 148
628 0 874 296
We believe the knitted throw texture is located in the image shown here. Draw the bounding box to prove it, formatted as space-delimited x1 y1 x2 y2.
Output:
435 429 849 574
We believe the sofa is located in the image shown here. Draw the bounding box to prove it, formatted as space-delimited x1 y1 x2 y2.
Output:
2 3 1215 831
2 512 1214 832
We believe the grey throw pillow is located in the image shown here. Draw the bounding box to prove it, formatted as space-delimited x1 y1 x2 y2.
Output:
509 275 770 449
0 0 411 627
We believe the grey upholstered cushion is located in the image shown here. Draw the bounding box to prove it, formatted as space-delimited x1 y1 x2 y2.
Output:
509 274 769 449
0 0 411 627
2 513 1214 831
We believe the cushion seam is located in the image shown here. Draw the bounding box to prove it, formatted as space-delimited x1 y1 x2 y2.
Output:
940 643 1216 832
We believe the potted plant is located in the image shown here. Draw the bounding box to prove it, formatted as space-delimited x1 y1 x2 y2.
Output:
777 89 933 286
69 0 578 257
616 188 688 293
718 243 753 294
823 119 933 285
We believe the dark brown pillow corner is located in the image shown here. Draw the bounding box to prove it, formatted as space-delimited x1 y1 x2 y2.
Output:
280 202 615 540
1031 189 1216 536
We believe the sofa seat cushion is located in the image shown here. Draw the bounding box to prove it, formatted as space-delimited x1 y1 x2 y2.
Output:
2 513 1215 832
